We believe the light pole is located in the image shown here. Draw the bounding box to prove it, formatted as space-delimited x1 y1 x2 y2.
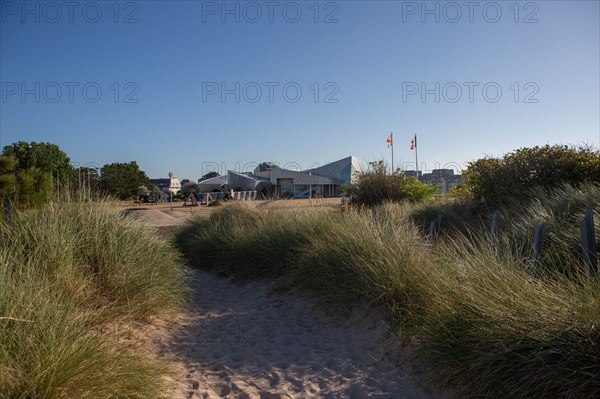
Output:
86 162 101 202
309 172 312 205
169 171 173 210
78 168 81 201
72 162 80 201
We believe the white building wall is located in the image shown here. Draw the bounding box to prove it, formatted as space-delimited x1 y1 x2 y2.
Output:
169 176 181 193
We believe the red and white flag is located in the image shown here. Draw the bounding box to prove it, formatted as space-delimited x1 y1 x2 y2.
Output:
387 133 393 148
410 135 417 150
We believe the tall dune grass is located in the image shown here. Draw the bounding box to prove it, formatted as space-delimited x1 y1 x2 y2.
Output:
1 202 187 398
418 237 600 397
175 184 600 397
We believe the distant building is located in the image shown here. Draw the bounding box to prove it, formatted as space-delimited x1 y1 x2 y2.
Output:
149 173 182 194
196 156 364 199
405 169 463 193
404 170 422 179
148 178 169 192
151 163 462 198
197 174 230 193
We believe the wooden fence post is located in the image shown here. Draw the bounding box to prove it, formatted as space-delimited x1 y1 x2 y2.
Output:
491 210 500 251
531 222 547 266
429 214 442 240
580 206 597 275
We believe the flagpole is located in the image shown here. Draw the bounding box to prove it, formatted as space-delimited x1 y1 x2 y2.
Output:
414 134 418 174
391 132 394 174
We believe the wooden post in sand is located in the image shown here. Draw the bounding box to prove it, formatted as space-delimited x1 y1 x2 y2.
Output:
428 214 442 241
581 206 597 275
530 222 547 271
490 210 500 251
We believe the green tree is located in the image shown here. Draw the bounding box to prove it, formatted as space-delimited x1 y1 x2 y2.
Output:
148 184 161 196
1 142 73 207
137 185 150 196
3 141 74 181
17 168 52 207
0 156 16 201
100 161 150 200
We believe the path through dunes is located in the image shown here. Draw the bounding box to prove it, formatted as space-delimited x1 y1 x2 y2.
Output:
159 269 434 399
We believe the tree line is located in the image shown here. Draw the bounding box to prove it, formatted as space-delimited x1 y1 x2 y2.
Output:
0 141 157 208
2 141 598 210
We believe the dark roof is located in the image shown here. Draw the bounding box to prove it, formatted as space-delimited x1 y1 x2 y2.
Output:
256 162 277 172
149 178 170 188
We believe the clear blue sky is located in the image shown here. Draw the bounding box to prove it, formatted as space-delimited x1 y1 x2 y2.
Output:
1 0 599 179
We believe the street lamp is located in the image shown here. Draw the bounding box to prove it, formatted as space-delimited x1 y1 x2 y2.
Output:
168 172 173 210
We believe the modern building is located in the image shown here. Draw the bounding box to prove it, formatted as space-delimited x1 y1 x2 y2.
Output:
197 174 229 193
195 156 364 199
198 172 220 183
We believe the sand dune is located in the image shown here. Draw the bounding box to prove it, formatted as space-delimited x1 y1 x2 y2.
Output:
158 269 434 399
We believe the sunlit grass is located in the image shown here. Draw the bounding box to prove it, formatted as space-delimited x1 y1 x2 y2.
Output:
0 201 188 398
176 184 600 397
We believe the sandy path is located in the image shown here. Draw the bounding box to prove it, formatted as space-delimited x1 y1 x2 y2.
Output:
159 269 434 399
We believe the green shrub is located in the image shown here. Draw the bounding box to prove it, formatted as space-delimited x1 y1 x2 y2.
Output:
348 160 437 207
464 145 600 205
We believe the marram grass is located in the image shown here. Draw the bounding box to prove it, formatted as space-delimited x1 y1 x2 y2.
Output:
0 202 187 399
176 185 600 398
